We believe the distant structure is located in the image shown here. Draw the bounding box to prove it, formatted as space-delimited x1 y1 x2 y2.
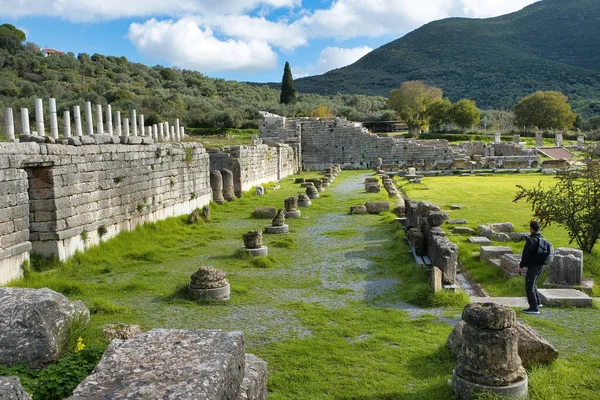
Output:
41 48 64 57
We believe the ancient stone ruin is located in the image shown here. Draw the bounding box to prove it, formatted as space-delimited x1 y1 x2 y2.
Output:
452 303 528 399
189 266 231 301
0 287 89 368
0 377 32 400
284 196 301 218
68 329 267 400
306 185 319 199
297 193 312 207
241 230 268 257
265 209 289 234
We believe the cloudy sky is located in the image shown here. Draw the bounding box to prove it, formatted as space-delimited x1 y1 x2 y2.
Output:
1 0 539 82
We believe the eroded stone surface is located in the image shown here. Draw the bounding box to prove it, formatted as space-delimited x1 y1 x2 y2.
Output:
364 201 390 214
190 266 229 289
0 377 32 400
0 287 89 368
68 329 246 400
237 354 268 400
103 324 142 341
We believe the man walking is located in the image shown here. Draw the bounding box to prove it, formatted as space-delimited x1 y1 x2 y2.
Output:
516 221 545 314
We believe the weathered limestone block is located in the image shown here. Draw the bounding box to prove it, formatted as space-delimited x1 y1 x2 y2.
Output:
350 205 367 215
103 324 142 341
68 329 245 400
448 320 558 366
243 230 263 249
210 170 225 204
453 227 475 235
300 182 314 188
364 177 379 183
294 178 305 183
393 200 405 217
489 222 514 233
365 201 390 214
467 236 492 245
0 288 90 368
238 354 268 400
202 206 211 221
547 248 584 286
0 377 32 400
430 267 443 293
491 232 511 242
255 186 264 196
454 303 526 387
221 169 235 201
189 266 230 301
252 207 277 219
404 199 418 227
476 225 493 238
427 212 449 227
480 246 513 260
365 183 381 193
499 253 522 277
431 236 458 285
509 232 528 241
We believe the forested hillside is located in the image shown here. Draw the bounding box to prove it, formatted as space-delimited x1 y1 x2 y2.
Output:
0 25 390 129
294 0 600 117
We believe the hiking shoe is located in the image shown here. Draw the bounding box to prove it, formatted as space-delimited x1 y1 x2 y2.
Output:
522 308 540 315
537 304 543 308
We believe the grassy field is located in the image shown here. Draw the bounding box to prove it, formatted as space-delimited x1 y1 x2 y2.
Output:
3 170 600 399
400 172 600 297
184 127 257 148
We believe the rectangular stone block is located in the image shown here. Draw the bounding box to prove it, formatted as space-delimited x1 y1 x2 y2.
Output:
467 236 492 245
500 253 522 277
538 289 592 308
480 246 513 260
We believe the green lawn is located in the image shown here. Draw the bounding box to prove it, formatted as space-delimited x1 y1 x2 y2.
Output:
400 172 600 297
3 170 600 399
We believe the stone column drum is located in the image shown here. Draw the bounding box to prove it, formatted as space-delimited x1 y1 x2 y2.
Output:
210 170 225 204
313 180 325 193
453 303 527 400
240 230 268 257
221 169 235 202
284 196 301 218
188 266 230 301
306 185 319 200
297 193 312 207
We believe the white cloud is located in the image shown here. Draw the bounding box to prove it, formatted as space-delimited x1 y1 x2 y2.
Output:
198 15 307 51
128 17 277 72
295 46 373 77
0 0 301 22
298 0 539 40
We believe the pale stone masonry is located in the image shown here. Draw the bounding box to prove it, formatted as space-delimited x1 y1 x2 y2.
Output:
0 141 211 284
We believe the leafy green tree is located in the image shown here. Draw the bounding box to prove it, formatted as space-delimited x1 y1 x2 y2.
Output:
514 160 600 253
0 24 25 53
279 61 296 105
514 91 576 130
426 99 452 131
450 99 480 130
388 80 442 135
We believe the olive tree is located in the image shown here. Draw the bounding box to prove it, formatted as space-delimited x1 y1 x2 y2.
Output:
514 91 576 130
514 160 600 253
388 80 442 135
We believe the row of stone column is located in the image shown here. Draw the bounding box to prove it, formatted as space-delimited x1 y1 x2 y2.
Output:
3 98 185 142
496 132 583 147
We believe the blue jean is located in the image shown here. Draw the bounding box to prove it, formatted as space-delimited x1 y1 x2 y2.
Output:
525 265 544 309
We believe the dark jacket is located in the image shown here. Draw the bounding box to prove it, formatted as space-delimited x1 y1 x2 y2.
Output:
520 231 543 268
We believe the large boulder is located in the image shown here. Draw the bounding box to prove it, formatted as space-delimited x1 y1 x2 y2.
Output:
448 320 558 366
0 377 33 400
0 288 89 368
68 329 247 399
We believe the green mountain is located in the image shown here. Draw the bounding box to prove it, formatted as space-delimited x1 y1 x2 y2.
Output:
293 0 600 116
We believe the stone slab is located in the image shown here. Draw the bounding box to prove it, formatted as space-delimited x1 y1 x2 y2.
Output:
487 258 501 268
447 219 468 225
480 246 513 260
68 329 245 399
453 227 475 235
467 236 492 245
538 289 593 308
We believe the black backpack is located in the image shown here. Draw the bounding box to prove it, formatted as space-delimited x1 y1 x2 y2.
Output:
535 237 554 265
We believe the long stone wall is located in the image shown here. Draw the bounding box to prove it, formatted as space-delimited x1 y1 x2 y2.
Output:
209 144 298 195
1 140 299 285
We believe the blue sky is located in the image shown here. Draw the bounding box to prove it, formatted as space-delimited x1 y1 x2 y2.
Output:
1 0 538 83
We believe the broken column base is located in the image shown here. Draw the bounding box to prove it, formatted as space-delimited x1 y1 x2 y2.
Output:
239 246 269 257
543 278 595 296
452 370 527 400
189 284 231 301
298 200 312 207
264 225 289 234
285 210 301 218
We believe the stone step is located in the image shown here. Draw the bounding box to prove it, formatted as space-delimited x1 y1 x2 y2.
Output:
538 289 593 308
